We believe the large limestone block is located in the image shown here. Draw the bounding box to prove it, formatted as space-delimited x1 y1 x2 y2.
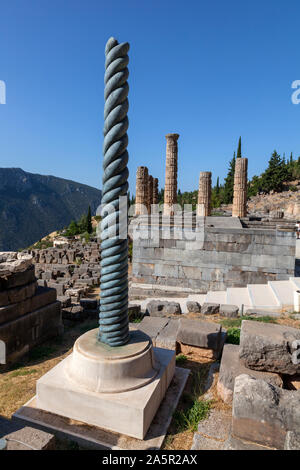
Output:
177 318 223 351
239 320 300 375
0 252 33 277
0 286 56 325
0 301 62 363
0 265 36 291
0 281 37 307
217 344 283 404
232 374 300 449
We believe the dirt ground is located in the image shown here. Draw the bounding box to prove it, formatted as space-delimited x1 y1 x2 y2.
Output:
0 314 230 450
1 291 298 450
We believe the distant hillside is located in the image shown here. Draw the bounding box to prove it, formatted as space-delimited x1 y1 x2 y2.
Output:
0 168 102 251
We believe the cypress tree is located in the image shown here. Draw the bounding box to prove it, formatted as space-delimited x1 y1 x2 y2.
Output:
237 136 242 158
223 152 236 204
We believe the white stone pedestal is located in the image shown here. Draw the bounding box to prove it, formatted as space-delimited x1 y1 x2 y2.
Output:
35 329 175 439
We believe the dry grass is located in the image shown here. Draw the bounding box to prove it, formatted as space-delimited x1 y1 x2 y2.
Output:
162 351 231 450
0 318 98 419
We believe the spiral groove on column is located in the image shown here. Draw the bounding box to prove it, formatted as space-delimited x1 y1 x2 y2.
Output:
98 37 130 347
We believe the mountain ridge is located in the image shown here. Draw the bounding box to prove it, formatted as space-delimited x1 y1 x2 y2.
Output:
0 168 102 251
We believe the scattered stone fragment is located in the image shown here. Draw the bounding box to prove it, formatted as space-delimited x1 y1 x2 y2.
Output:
186 301 201 313
57 296 71 308
217 344 283 404
177 318 224 351
239 320 300 375
4 424 56 450
201 302 220 315
145 300 181 317
219 304 239 318
232 374 300 449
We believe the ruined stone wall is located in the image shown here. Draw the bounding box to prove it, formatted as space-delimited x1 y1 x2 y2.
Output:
131 217 296 294
0 253 62 365
23 241 101 301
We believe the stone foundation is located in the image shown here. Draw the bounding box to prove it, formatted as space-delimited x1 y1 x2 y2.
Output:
0 252 63 365
130 215 296 294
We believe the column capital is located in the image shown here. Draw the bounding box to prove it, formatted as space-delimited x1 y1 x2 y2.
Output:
165 133 179 141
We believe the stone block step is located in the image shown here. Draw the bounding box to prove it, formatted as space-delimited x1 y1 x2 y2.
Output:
268 280 296 308
247 284 280 310
290 277 300 290
226 288 251 311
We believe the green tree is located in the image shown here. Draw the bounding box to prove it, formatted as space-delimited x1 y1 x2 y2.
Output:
223 152 236 204
260 150 289 193
66 220 79 236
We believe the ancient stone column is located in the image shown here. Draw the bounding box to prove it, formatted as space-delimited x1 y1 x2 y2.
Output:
152 178 159 204
164 133 179 215
197 171 212 216
232 158 248 218
135 166 148 215
147 175 153 213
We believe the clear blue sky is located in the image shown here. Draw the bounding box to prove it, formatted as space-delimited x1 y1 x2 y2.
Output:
1 0 300 194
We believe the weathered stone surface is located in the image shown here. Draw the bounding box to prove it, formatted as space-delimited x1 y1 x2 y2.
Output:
177 318 223 350
0 266 36 291
232 158 248 218
186 301 201 313
137 316 169 345
155 319 180 350
163 302 181 315
232 374 300 449
197 172 212 217
1 301 62 364
0 281 37 307
4 424 55 450
191 409 231 450
0 252 33 277
239 320 300 375
146 300 168 317
284 431 300 450
201 302 220 315
57 296 71 308
217 344 283 404
219 304 239 318
0 286 56 325
145 300 181 317
223 434 273 450
62 305 84 321
164 134 179 216
135 166 148 216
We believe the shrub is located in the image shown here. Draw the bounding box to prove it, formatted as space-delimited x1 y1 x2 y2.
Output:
226 327 241 345
176 354 188 366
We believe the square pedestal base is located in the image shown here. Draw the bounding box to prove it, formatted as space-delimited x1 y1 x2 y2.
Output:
32 346 175 440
